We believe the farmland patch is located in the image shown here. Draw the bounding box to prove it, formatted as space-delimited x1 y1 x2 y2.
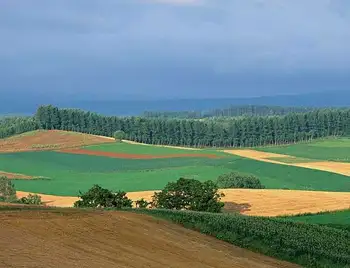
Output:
0 130 114 153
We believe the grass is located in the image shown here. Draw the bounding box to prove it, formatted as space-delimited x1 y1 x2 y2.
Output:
267 157 320 163
84 142 227 156
281 209 350 232
0 151 349 196
257 138 350 162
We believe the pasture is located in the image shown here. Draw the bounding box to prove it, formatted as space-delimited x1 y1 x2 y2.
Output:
0 148 349 196
257 138 350 162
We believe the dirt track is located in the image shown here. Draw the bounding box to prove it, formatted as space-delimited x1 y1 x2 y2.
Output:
17 189 350 216
224 149 350 176
0 209 298 268
0 130 114 153
58 148 220 159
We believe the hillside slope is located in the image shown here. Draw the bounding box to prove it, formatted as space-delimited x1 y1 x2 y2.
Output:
0 208 298 268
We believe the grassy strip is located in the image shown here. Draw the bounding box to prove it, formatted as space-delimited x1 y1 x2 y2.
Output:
120 208 350 268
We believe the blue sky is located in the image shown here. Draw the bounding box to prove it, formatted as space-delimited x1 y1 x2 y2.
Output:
1 0 350 100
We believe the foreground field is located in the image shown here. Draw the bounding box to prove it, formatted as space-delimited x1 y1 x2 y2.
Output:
0 130 114 152
17 189 350 216
225 149 350 176
0 208 297 268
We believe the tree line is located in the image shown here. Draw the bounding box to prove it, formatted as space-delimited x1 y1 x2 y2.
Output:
143 105 318 119
34 105 350 147
0 116 38 139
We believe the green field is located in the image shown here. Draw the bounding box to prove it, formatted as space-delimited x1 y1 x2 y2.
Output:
0 150 349 196
284 209 350 225
257 138 350 162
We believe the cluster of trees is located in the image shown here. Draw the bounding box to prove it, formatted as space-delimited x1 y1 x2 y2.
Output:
35 105 350 147
216 172 264 189
75 178 225 213
0 116 38 139
0 176 42 205
143 105 317 119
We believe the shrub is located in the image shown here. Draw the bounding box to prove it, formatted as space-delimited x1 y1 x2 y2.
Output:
17 194 42 205
152 177 224 213
113 130 126 142
217 171 264 189
135 198 150 208
74 184 132 208
0 176 17 202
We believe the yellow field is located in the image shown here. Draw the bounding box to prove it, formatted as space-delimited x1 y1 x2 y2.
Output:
224 149 350 176
17 189 350 217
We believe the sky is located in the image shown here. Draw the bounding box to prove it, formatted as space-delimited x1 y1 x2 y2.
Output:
1 0 350 100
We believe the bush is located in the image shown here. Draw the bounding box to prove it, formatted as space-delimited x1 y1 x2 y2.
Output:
17 194 43 205
0 176 17 202
74 184 133 208
152 177 224 213
217 172 264 189
135 198 150 208
113 130 126 142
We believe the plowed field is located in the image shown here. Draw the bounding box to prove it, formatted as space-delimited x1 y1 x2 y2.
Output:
58 148 220 159
17 189 350 216
0 208 298 268
225 149 350 176
0 130 114 153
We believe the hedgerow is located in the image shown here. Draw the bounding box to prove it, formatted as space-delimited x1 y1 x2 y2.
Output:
124 208 350 268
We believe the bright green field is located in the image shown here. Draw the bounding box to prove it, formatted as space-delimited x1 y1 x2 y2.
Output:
284 209 350 225
0 151 349 196
257 138 350 162
84 142 227 156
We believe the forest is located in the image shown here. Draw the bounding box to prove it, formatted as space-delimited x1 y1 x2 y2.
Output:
1 105 350 147
143 105 316 119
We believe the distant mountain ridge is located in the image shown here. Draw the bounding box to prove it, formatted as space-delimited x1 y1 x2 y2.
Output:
1 90 349 116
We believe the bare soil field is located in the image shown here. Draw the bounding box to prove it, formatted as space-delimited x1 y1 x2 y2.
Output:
0 171 32 179
17 189 350 217
58 148 220 159
224 149 350 176
0 209 298 268
0 130 114 153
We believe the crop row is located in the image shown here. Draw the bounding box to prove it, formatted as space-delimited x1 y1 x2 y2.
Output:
127 208 350 268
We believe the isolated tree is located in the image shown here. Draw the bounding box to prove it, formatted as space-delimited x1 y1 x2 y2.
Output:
152 178 225 213
74 184 132 208
216 172 264 189
135 198 150 209
113 130 126 142
17 194 42 205
0 176 17 202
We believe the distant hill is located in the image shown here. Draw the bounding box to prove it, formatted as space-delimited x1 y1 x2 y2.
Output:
1 90 349 116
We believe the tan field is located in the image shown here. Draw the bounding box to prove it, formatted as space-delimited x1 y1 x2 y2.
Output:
17 189 350 217
0 130 114 153
0 208 298 268
0 171 32 179
224 149 350 176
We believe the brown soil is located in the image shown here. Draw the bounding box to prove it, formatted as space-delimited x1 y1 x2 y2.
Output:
0 208 298 268
0 171 33 179
58 148 220 159
18 189 350 217
224 149 350 176
0 130 114 153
